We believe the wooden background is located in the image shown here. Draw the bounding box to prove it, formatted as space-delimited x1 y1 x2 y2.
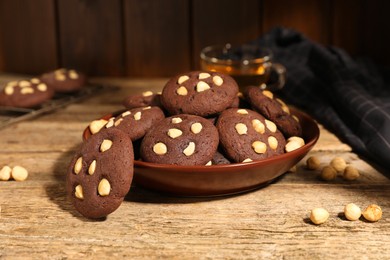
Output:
0 0 388 77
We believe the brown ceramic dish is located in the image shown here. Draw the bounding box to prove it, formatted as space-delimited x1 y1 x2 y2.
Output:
83 108 319 197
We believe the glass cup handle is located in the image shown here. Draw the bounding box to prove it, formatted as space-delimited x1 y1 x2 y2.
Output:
263 63 286 91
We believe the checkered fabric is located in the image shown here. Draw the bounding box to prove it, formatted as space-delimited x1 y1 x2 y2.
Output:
254 27 390 170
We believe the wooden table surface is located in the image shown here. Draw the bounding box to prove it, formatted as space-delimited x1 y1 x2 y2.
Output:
1 75 389 259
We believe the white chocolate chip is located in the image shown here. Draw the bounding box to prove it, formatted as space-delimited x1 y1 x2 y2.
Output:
281 105 290 114
205 161 212 166
69 70 79 79
177 75 189 84
212 76 223 86
55 73 66 81
88 160 96 175
293 115 299 122
171 117 182 124
153 142 167 155
196 81 210 92
252 141 267 154
74 157 83 174
31 78 40 84
285 137 305 152
4 86 14 95
262 90 274 99
19 80 31 87
287 136 305 146
176 86 188 96
183 142 196 156
89 119 108 134
37 83 47 92
121 111 131 117
252 119 265 134
167 128 183 139
190 122 203 134
143 106 151 110
105 117 115 128
0 166 12 181
133 111 142 121
235 123 248 135
268 136 278 150
198 72 211 79
265 119 277 133
11 166 28 181
114 118 123 126
100 139 113 152
237 109 248 115
75 185 84 199
98 178 111 196
6 81 18 87
20 87 34 94
142 91 153 97
242 158 253 163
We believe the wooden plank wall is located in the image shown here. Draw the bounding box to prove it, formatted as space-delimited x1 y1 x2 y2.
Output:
0 0 388 77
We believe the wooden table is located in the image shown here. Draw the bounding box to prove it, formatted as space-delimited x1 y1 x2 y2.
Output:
1 75 389 259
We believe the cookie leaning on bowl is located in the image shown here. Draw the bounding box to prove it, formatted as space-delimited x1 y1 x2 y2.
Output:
66 128 134 219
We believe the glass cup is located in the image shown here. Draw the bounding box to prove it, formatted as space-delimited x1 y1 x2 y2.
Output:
200 43 286 91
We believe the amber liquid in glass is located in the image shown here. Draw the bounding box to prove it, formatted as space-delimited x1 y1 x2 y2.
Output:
200 61 271 88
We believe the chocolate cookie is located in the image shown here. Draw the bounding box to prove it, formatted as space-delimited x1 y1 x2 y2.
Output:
243 86 302 138
209 151 231 165
161 71 239 117
66 128 134 219
216 108 286 163
0 78 55 108
104 106 165 141
40 68 87 93
122 91 163 109
140 114 219 165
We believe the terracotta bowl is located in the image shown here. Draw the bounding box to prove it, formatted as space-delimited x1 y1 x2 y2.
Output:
83 108 319 196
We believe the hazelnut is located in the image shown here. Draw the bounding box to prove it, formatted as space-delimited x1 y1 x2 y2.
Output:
344 203 361 221
0 166 12 181
362 204 382 222
343 166 360 181
11 166 28 181
330 157 347 172
320 166 337 181
306 156 320 170
310 207 329 225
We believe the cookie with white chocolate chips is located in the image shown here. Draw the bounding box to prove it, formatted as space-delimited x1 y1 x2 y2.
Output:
161 71 239 117
140 114 219 165
66 128 134 219
122 91 163 109
216 108 286 163
243 86 302 138
40 68 87 93
0 78 55 108
104 106 165 141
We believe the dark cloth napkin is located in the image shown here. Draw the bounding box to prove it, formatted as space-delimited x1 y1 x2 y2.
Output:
254 27 390 170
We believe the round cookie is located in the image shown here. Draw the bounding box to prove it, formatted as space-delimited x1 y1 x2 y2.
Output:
104 106 165 141
216 108 286 163
243 86 302 138
122 91 163 109
0 78 55 108
140 114 219 166
66 128 134 219
209 151 231 165
161 71 239 117
40 68 87 93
